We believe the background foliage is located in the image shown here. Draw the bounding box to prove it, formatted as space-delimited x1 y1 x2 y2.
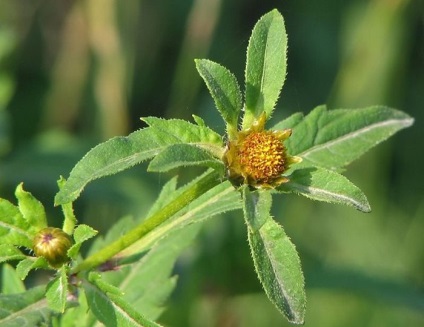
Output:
0 0 423 326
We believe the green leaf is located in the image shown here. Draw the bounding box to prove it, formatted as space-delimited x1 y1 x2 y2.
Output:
45 266 68 313
58 177 78 235
195 59 242 137
142 117 222 150
242 186 272 232
247 216 305 324
121 179 241 257
102 224 202 321
1 264 26 294
271 112 304 131
68 224 98 259
0 244 26 263
15 183 47 232
243 9 288 128
84 276 162 327
57 289 96 327
16 257 49 280
0 286 54 326
285 105 414 170
280 167 371 212
55 120 223 205
148 144 224 172
0 198 33 248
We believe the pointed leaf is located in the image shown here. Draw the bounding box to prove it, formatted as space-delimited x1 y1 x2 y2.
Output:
16 257 49 280
15 183 47 231
195 59 242 137
84 278 162 327
243 9 288 128
147 144 224 172
285 105 414 170
68 224 98 259
121 180 241 257
242 186 272 231
0 286 54 326
55 120 223 205
271 112 304 131
1 264 26 294
45 266 68 313
0 198 33 248
58 177 78 235
0 244 26 263
280 167 371 212
247 217 306 324
102 224 201 320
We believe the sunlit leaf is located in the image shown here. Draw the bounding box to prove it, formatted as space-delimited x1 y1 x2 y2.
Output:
242 187 271 232
15 183 47 231
0 244 26 264
55 120 223 205
195 59 242 137
45 266 68 313
68 224 98 259
147 144 224 172
271 112 304 131
244 196 305 324
285 105 414 170
121 179 241 257
280 166 371 212
0 198 33 248
15 257 49 280
243 9 287 128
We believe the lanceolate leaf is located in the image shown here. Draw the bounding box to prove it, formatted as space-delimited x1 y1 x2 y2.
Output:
0 286 54 326
284 105 414 170
45 266 68 313
68 224 98 259
247 216 306 324
55 119 223 205
102 224 202 320
243 9 288 128
242 187 272 232
1 264 26 294
148 144 224 173
84 276 162 327
0 244 26 264
0 199 33 248
195 59 242 138
271 112 304 131
16 257 49 280
15 183 47 232
121 180 241 257
142 117 222 147
279 167 371 212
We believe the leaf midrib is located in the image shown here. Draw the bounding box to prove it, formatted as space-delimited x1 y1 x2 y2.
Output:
298 117 413 159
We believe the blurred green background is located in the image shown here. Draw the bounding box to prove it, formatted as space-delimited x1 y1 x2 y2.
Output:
0 0 423 326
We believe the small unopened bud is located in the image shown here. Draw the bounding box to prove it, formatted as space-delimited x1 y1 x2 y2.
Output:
33 227 73 267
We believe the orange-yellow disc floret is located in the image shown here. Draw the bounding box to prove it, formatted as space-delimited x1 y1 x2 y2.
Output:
238 131 287 183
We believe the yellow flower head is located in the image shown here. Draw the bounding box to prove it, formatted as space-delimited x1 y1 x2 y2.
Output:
224 114 301 189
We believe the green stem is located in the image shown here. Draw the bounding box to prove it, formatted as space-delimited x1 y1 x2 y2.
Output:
59 177 77 235
72 171 221 274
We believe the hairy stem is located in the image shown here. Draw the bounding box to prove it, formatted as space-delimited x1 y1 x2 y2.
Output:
72 171 221 274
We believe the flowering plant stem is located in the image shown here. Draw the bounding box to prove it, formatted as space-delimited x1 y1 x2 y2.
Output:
71 171 220 274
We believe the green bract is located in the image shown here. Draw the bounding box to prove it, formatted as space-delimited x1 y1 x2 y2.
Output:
0 8 414 327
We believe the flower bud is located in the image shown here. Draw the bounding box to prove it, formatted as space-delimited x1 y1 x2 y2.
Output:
33 227 73 267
